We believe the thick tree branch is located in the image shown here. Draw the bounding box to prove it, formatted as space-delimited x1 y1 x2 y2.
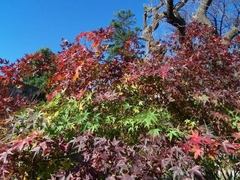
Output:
142 2 166 55
223 26 240 43
194 0 213 26
165 0 187 37
142 0 188 55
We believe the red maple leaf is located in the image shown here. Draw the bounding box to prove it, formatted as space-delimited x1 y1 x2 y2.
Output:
186 130 204 145
159 65 169 80
189 145 204 159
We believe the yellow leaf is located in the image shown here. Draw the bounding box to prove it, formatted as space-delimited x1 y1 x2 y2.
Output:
78 102 84 111
131 84 138 90
118 92 123 96
117 84 122 90
54 111 59 117
133 107 139 113
138 101 144 106
47 111 59 124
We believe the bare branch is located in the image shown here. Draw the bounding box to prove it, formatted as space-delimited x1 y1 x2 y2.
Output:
205 0 240 43
175 0 188 11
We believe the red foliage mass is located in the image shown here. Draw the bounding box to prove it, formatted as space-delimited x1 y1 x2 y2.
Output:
0 23 239 179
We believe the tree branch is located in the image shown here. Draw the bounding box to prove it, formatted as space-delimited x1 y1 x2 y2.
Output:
142 2 166 55
142 0 188 55
174 0 188 11
164 0 187 36
142 0 239 55
223 26 240 43
164 0 187 42
194 0 213 26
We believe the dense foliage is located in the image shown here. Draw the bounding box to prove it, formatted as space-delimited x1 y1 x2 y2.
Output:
23 47 55 89
0 21 239 179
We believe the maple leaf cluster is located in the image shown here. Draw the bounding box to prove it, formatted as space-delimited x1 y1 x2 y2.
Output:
0 22 239 179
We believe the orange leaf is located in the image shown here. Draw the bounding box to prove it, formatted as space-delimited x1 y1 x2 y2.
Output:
189 145 204 159
56 74 63 81
72 71 79 82
72 66 82 82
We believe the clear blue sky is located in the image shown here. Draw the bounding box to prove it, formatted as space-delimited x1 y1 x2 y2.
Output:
0 0 147 63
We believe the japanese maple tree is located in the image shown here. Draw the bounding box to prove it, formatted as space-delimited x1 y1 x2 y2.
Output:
0 1 239 179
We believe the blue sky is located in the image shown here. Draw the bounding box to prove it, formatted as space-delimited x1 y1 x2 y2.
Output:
0 0 147 63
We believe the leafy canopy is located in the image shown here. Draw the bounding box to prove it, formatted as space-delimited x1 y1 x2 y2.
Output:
0 16 239 180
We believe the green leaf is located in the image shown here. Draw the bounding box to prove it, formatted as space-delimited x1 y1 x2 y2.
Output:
106 115 116 124
166 127 183 141
148 128 160 139
140 109 158 129
122 103 132 110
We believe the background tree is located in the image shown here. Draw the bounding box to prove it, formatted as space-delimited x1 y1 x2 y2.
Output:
107 9 144 60
142 0 240 54
207 0 240 36
23 47 55 89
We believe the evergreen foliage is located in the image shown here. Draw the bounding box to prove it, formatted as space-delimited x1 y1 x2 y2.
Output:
23 47 55 89
107 9 144 60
